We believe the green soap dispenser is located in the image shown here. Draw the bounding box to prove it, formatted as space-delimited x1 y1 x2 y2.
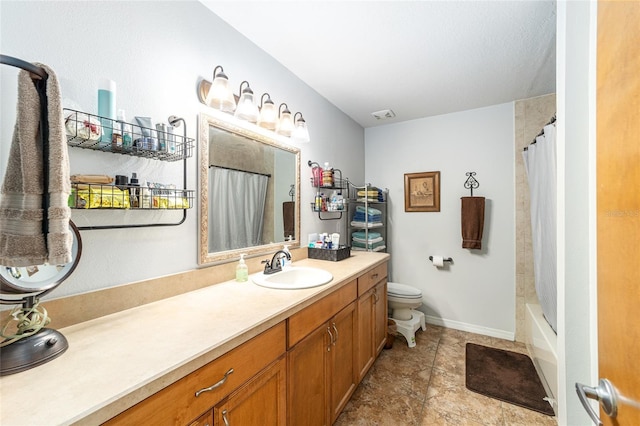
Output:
236 254 248 282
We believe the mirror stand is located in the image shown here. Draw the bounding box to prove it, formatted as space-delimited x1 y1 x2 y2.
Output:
0 296 68 376
0 221 82 376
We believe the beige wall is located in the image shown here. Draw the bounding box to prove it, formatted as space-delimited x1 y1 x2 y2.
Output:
514 93 556 342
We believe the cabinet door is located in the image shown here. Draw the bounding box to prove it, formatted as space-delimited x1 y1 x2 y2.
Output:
373 280 388 356
214 356 286 426
356 288 375 381
329 302 358 424
287 324 330 426
189 410 213 426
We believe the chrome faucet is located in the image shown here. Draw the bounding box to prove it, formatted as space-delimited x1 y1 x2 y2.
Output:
262 250 292 275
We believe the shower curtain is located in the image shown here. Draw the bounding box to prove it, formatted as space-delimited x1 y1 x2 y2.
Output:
522 123 557 333
208 167 269 252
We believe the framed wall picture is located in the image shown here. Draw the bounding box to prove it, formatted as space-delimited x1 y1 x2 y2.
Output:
404 171 440 212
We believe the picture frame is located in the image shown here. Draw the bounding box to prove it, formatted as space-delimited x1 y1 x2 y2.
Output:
404 171 440 212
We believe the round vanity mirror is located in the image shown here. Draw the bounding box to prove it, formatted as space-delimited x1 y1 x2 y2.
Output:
0 221 82 298
0 220 82 376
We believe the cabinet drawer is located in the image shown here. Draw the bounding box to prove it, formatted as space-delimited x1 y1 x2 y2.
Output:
104 322 286 426
287 280 357 348
357 262 388 295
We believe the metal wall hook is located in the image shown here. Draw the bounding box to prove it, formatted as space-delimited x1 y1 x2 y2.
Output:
464 172 480 196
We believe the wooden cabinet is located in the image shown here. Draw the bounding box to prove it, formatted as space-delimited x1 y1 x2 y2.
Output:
356 264 388 381
103 322 286 425
213 356 286 425
189 411 213 426
287 280 358 426
103 260 389 426
328 302 357 424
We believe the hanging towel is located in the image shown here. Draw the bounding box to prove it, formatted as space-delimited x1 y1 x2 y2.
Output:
461 196 485 250
0 63 72 267
282 201 295 239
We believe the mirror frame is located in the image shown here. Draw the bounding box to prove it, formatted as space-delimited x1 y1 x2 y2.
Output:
198 111 301 265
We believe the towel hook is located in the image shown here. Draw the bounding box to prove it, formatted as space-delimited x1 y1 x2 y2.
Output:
464 172 480 196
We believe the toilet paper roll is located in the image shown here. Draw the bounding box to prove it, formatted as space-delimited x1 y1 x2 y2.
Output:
432 255 444 268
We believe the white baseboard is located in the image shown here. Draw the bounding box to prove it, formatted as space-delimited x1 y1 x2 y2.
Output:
425 315 515 341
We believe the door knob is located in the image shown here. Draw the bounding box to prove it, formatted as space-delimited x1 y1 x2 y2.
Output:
575 378 618 425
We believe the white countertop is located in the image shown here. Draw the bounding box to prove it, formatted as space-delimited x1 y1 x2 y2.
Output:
0 252 388 426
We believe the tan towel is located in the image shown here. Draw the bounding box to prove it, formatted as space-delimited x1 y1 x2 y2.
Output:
0 63 72 267
461 196 485 249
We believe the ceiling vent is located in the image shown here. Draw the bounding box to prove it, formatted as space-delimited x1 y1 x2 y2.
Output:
371 109 396 120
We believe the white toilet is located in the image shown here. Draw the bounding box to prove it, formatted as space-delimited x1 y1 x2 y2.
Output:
387 282 427 348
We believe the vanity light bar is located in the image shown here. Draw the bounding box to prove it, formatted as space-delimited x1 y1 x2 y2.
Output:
197 65 310 143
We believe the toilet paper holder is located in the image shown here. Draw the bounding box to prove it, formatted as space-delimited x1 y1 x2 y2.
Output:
429 256 453 263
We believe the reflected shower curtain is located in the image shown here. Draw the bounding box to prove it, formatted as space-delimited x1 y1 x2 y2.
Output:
208 167 269 252
522 123 557 333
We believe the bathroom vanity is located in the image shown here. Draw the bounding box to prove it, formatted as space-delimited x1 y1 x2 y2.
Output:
0 252 388 425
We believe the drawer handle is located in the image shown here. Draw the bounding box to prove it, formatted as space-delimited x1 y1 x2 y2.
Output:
373 289 380 303
332 322 339 345
195 368 234 397
371 273 379 280
222 409 230 426
326 326 334 351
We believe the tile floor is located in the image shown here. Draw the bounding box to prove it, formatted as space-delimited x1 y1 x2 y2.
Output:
335 324 558 426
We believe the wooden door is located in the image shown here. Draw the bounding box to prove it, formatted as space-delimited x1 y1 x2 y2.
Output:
356 287 375 381
213 356 286 425
287 323 329 426
373 280 388 356
329 302 358 424
596 1 640 424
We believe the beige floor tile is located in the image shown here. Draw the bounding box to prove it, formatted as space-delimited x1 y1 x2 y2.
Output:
334 325 558 426
502 401 557 426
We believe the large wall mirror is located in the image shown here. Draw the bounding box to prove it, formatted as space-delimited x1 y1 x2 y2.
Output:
199 112 300 265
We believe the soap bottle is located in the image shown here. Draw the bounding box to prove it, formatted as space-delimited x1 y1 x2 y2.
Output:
281 245 291 268
236 254 248 282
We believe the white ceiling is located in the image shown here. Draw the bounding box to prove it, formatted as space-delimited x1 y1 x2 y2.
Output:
201 1 556 128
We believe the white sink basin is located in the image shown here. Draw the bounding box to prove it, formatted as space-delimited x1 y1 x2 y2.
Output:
252 266 333 290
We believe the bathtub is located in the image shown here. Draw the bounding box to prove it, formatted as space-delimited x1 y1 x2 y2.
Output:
525 303 558 413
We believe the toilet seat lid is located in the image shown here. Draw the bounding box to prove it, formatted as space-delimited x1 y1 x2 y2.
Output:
387 282 422 298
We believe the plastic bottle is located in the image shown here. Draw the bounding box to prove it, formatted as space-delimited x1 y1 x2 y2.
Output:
98 79 116 146
129 172 140 208
140 181 151 209
236 254 248 282
118 109 133 151
330 190 338 211
281 245 291 268
322 162 334 187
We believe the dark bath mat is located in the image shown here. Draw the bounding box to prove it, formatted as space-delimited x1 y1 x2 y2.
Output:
465 343 555 416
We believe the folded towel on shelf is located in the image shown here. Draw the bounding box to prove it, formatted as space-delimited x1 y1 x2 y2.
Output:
352 242 386 252
355 205 382 216
352 231 381 240
353 236 383 244
351 220 383 228
352 213 382 223
0 63 72 267
461 196 485 249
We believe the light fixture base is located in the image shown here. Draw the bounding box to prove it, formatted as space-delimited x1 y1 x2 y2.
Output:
0 328 69 376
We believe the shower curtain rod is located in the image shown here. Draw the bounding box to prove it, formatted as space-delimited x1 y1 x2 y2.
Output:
209 164 271 178
524 114 556 151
